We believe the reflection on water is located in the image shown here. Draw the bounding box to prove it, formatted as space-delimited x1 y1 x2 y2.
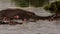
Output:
0 0 15 10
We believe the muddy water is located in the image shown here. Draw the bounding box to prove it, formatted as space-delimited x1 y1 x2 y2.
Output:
0 7 60 34
0 0 15 10
0 20 60 34
0 0 60 34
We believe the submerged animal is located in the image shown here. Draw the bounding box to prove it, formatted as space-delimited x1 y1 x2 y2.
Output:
0 9 39 20
48 13 60 21
0 8 60 24
0 8 42 24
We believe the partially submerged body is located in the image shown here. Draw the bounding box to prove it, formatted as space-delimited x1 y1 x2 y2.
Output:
0 8 60 25
0 8 40 24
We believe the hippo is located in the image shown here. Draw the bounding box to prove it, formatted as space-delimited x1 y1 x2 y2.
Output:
0 8 41 24
0 8 60 25
48 13 60 21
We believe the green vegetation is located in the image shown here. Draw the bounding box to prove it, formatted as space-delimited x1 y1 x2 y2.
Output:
12 0 29 7
44 1 60 13
12 0 49 7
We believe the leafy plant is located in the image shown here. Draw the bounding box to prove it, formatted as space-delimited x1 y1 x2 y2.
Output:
44 1 60 13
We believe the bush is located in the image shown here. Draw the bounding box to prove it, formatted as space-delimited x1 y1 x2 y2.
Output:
44 1 60 13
